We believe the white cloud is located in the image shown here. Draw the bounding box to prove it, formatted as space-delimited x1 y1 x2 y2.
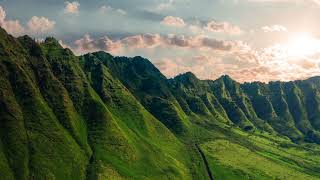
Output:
0 6 24 36
155 55 224 79
205 20 242 34
164 18 243 35
154 0 174 11
311 0 320 5
161 16 185 27
189 24 204 33
246 0 320 6
0 6 55 36
64 1 80 14
262 25 287 32
100 5 127 15
0 6 5 23
1 20 24 36
100 5 113 13
27 16 55 34
121 34 162 49
116 9 127 15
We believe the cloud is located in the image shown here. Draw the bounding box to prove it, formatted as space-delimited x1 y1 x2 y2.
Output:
155 55 243 80
205 21 242 34
100 5 113 13
69 33 255 82
27 16 55 34
161 16 185 27
100 5 127 15
116 9 127 15
232 36 320 82
246 0 291 2
1 20 24 36
155 58 196 78
0 6 24 36
246 0 320 6
175 19 243 35
0 6 5 23
261 25 287 32
64 1 80 14
155 48 318 83
200 37 234 51
162 34 248 52
0 7 56 36
69 32 320 83
58 40 71 49
154 0 174 11
312 0 320 5
74 34 122 54
121 34 161 48
227 66 280 82
161 17 242 34
67 33 267 82
70 33 251 56
150 34 320 83
189 24 204 33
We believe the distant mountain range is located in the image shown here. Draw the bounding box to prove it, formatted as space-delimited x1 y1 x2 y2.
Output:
1 27 320 179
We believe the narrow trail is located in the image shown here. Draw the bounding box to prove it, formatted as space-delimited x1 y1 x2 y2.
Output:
195 143 214 180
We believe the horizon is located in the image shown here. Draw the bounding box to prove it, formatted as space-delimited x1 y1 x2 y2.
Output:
1 0 320 82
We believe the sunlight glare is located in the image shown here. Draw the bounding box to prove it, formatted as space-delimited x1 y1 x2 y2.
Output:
285 33 320 58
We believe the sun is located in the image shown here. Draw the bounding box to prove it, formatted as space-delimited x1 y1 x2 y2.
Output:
285 33 320 58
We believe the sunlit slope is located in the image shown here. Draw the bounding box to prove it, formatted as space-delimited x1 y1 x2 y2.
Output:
200 127 320 179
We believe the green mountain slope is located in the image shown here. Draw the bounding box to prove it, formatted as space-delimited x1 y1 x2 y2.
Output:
1 28 320 179
0 28 204 179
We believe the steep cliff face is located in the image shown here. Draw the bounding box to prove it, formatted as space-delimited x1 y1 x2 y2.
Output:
1 27 320 179
241 80 320 143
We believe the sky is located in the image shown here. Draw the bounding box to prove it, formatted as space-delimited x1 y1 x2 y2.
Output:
1 0 320 82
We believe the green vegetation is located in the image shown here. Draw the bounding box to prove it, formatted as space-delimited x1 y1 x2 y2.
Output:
202 133 320 179
0 27 320 179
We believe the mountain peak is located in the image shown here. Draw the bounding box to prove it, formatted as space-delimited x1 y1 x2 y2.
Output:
43 37 62 48
175 72 198 80
221 74 233 80
216 74 237 85
18 35 35 44
39 36 75 57
172 72 201 88
92 51 113 58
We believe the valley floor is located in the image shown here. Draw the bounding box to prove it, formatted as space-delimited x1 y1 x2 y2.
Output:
195 124 320 180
